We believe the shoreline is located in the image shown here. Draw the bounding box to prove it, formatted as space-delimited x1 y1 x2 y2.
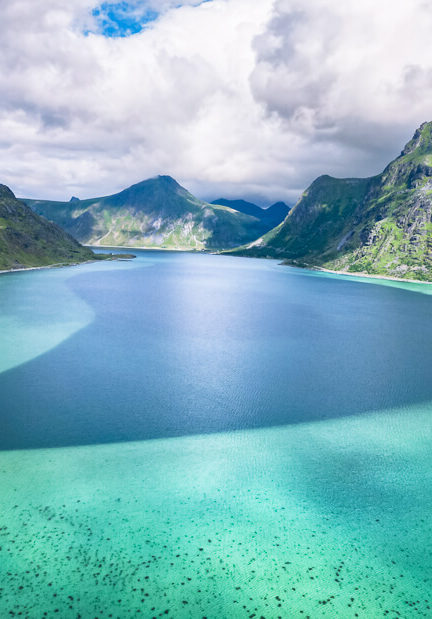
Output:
308 265 432 286
88 244 194 252
0 255 132 277
3 247 432 287
0 262 88 276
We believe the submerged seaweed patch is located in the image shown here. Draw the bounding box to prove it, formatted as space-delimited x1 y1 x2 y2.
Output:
0 410 431 617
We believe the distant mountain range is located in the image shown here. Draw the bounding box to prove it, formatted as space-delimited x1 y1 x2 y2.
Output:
0 185 95 270
237 121 432 281
25 176 289 251
211 198 290 228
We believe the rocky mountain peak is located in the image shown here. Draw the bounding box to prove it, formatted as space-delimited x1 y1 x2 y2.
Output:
382 122 432 187
0 184 16 200
155 175 181 187
401 121 432 157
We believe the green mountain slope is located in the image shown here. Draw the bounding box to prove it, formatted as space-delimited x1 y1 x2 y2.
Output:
0 184 95 270
25 176 269 251
239 122 432 281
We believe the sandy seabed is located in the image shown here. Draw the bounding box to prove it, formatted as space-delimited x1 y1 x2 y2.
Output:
1 406 431 618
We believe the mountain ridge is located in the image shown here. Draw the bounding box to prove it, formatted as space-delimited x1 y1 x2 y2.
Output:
0 184 96 270
236 122 432 281
25 175 274 251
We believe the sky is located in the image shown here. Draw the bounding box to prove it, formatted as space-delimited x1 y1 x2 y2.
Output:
2 0 432 205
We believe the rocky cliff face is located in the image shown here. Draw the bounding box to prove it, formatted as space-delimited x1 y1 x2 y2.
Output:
25 176 270 251
240 122 432 281
0 184 94 270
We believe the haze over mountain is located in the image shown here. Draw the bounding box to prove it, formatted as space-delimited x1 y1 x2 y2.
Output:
0 185 95 270
211 198 290 228
238 122 432 281
25 176 274 251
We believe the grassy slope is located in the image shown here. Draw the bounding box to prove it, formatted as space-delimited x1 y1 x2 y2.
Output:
0 185 95 270
25 176 269 251
239 122 432 281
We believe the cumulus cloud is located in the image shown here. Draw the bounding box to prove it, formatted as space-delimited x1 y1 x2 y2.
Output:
250 0 432 181
1 0 432 204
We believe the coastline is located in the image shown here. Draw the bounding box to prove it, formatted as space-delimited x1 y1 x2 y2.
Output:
88 244 196 252
309 265 432 286
93 245 432 285
3 246 432 287
0 262 85 276
0 255 132 277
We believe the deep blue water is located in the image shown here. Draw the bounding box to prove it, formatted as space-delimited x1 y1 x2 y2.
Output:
1 250 432 450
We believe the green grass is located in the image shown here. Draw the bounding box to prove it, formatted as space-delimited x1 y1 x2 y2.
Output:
238 123 432 281
0 187 95 270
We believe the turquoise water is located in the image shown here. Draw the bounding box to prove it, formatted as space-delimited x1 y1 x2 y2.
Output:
0 268 93 374
0 251 431 617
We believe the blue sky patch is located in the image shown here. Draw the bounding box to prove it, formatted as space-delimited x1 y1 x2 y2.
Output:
89 1 213 38
90 2 159 37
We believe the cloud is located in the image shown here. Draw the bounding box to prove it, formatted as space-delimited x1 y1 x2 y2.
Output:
1 0 279 201
250 0 432 177
1 0 432 205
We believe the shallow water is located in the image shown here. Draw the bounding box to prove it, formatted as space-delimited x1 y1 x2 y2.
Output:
0 251 431 617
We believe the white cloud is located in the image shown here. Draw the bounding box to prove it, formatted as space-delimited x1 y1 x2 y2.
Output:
250 0 432 181
1 0 432 204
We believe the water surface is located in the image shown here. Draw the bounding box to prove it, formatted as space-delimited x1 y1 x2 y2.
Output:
1 251 432 449
0 251 431 617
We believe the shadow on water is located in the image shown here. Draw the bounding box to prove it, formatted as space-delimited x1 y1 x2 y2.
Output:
1 253 432 451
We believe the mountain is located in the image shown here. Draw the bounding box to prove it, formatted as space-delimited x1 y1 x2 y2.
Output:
211 198 290 228
238 122 432 281
264 201 292 227
25 176 271 251
0 184 95 270
211 198 265 219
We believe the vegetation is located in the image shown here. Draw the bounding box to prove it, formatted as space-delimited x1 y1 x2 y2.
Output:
0 185 96 271
236 122 432 281
25 176 273 251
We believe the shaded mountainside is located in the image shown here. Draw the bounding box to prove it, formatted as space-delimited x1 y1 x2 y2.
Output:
0 185 95 270
265 201 292 227
25 176 272 251
211 198 290 228
239 122 432 281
